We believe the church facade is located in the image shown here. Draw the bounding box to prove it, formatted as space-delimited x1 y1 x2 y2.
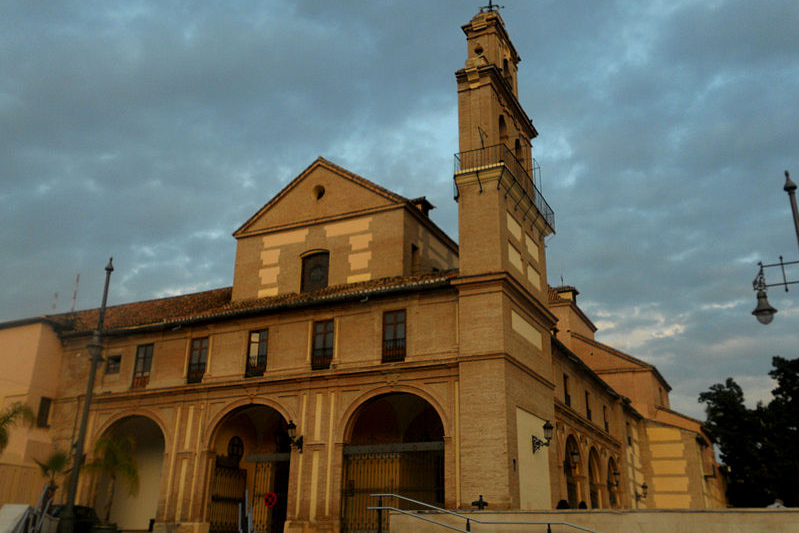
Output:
0 7 725 533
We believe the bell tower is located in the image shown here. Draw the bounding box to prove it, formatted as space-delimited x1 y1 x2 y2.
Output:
454 6 554 293
453 5 558 511
457 5 536 163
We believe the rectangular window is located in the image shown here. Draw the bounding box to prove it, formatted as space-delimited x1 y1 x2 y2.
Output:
603 405 609 433
312 319 334 370
105 355 121 374
132 344 153 388
246 330 268 377
382 310 406 362
626 422 632 446
563 374 571 407
36 397 52 428
585 391 592 421
187 337 209 383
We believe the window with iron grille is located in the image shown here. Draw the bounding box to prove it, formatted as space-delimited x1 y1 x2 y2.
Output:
312 319 334 369
301 252 329 293
105 354 121 374
36 397 52 428
246 330 268 377
603 405 609 432
382 310 406 362
563 373 571 407
187 337 209 383
132 344 153 388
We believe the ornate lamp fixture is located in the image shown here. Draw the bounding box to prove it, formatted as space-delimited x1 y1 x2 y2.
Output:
569 448 580 469
752 171 799 324
635 482 648 501
531 420 555 454
286 420 304 453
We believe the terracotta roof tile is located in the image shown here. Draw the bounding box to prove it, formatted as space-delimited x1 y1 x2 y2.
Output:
49 271 457 336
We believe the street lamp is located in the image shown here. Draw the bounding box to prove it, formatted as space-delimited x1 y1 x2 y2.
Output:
751 171 799 324
61 258 113 533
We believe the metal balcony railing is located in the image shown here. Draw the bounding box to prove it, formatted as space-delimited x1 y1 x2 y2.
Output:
382 338 406 362
454 143 555 231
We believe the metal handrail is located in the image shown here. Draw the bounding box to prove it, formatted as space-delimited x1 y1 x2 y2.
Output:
368 493 605 533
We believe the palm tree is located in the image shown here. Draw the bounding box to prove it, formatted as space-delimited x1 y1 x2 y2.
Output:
34 449 70 504
0 402 34 454
84 435 139 523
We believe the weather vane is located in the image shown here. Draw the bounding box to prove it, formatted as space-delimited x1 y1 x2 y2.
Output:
480 1 504 13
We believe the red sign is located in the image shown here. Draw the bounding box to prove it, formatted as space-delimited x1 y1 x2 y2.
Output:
264 492 277 508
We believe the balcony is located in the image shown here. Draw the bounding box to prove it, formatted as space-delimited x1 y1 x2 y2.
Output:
382 338 406 362
312 347 333 370
187 363 205 384
454 143 555 231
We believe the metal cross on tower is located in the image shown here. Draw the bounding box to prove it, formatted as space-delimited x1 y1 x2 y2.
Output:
480 1 504 13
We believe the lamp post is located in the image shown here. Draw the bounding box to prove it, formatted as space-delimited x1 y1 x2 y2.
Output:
61 258 113 533
751 171 799 324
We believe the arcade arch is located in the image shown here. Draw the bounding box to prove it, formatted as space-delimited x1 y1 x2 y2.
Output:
341 392 445 533
563 435 581 509
207 404 292 533
588 447 601 508
93 415 165 531
607 457 620 509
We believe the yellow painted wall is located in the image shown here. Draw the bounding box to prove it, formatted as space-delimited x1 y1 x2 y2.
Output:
515 408 551 509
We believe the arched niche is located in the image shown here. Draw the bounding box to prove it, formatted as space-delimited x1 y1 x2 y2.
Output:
93 415 165 531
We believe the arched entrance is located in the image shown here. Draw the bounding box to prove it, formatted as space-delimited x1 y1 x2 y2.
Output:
341 393 445 533
94 415 165 531
208 405 291 533
564 435 580 509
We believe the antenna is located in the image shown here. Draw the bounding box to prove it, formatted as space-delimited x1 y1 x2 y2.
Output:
51 292 59 312
70 273 80 312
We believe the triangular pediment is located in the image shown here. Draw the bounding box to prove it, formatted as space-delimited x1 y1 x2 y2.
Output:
234 157 407 237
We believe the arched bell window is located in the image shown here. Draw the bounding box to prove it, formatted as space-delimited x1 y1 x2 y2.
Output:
499 115 508 144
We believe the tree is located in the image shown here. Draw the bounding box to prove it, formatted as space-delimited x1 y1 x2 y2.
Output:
699 356 799 507
84 435 139 523
34 449 70 504
0 402 34 454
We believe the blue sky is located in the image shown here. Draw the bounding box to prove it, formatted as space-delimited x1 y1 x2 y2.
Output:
2 0 798 419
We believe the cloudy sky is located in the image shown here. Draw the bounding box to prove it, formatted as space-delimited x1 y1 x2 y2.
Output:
3 0 798 419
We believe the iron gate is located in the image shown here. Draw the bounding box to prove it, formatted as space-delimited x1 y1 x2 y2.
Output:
341 441 444 533
250 453 291 533
208 465 246 533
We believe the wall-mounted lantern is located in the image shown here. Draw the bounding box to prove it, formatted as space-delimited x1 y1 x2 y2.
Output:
286 420 304 453
531 420 555 454
635 482 648 501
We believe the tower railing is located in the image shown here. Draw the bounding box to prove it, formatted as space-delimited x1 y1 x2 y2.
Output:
454 143 555 231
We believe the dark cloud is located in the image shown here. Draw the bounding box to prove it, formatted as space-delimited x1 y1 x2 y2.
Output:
2 0 797 419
